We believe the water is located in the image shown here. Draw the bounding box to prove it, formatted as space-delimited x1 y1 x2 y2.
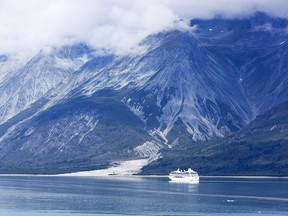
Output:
0 176 287 215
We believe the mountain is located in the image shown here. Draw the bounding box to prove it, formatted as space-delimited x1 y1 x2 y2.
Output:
0 13 287 174
0 44 92 126
142 101 288 176
191 13 288 116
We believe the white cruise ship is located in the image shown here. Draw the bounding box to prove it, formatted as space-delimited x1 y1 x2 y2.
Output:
168 168 200 183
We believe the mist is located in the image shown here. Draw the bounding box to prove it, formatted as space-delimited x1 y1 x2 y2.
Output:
0 0 287 58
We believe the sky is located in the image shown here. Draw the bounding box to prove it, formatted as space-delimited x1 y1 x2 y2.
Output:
0 0 287 58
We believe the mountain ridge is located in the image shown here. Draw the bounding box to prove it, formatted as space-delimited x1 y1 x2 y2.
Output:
0 12 287 174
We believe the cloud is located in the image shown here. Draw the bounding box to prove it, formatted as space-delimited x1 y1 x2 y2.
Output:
0 0 287 58
254 23 273 32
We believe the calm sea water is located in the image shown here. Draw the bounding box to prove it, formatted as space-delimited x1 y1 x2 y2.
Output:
0 175 287 215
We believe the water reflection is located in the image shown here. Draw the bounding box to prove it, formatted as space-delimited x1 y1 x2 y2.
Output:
0 176 286 215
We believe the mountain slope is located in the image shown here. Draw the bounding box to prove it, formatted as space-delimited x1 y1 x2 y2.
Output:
192 13 288 117
0 44 92 125
0 13 287 174
142 101 288 176
124 31 251 141
0 92 155 174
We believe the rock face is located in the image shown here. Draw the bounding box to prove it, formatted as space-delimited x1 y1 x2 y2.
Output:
0 13 287 174
142 101 288 176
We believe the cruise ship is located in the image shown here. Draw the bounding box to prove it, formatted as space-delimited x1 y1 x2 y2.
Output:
168 168 199 183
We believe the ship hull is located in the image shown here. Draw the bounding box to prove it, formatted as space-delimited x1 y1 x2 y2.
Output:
168 176 199 183
168 168 200 183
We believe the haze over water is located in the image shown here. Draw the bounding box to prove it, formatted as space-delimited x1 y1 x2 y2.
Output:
0 176 287 215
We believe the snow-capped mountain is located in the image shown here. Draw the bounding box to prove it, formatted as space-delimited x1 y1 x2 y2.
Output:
0 13 287 174
0 44 92 125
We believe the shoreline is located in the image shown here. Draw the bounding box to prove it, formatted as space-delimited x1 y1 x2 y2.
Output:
199 175 288 179
0 173 287 179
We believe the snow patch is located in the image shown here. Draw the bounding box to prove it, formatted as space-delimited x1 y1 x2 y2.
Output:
54 57 77 71
133 141 162 158
24 127 35 136
148 129 168 144
269 125 277 131
61 140 162 177
60 158 152 176
122 97 146 123
254 23 273 32
77 54 90 64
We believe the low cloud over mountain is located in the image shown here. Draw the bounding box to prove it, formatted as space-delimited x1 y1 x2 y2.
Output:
0 0 287 58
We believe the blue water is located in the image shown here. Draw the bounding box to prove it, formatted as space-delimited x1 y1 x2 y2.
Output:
0 176 287 215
